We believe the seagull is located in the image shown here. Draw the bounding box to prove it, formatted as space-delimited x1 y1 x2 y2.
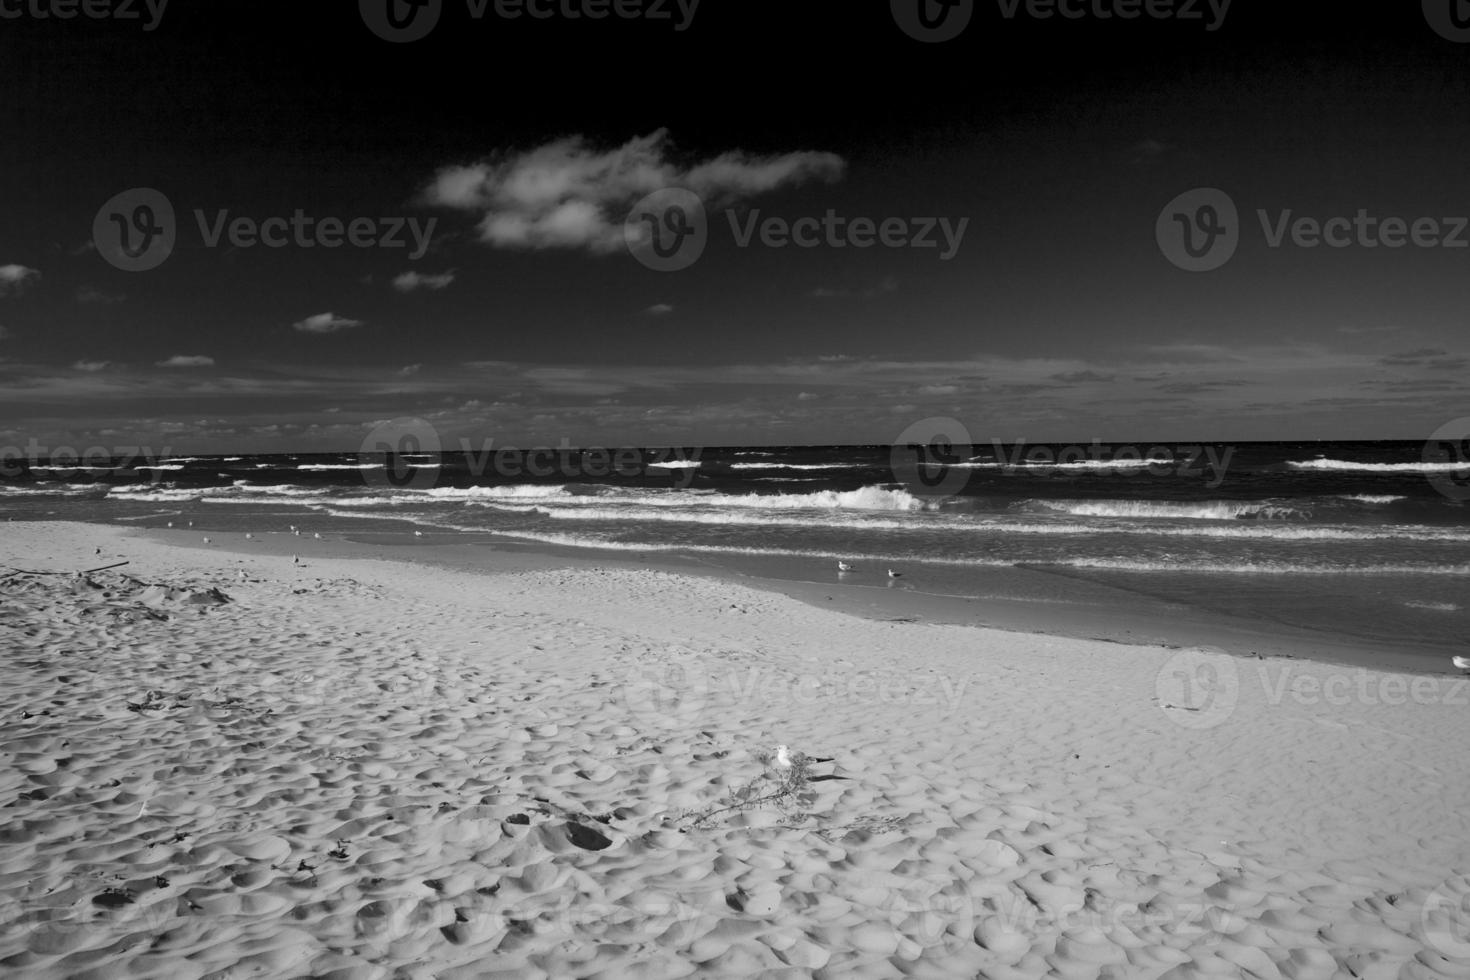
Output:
202 537 211 545
292 556 300 565
289 525 297 533
887 568 902 578
244 533 253 540
166 521 173 528
414 530 424 538
293 529 301 536
94 547 102 556
237 570 247 581
774 744 795 769
1453 656 1470 673
837 561 854 572
313 532 322 540
188 521 194 528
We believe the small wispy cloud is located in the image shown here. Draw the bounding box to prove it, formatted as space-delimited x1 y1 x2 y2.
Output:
399 364 422 376
156 355 214 368
424 129 845 253
0 264 40 295
643 303 674 316
293 313 363 334
77 285 125 305
392 270 455 292
73 360 110 372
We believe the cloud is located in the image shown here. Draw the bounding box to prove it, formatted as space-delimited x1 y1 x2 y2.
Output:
424 129 845 253
76 285 125 305
0 264 40 295
1051 370 1116 383
293 312 364 334
643 303 674 316
916 384 960 396
810 276 899 299
797 391 819 401
156 355 215 368
399 364 422 376
392 270 455 292
73 360 110 371
1378 347 1467 370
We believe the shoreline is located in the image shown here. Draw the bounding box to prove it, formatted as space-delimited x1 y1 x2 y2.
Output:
118 518 1463 677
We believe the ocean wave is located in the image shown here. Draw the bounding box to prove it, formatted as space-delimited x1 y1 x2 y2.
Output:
1404 600 1461 611
729 462 866 471
1054 558 1470 576
108 483 332 503
1288 458 1470 473
647 459 702 469
957 459 1159 471
1334 494 1410 504
1021 499 1305 521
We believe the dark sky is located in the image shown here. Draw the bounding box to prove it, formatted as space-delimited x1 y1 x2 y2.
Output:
1 0 1468 451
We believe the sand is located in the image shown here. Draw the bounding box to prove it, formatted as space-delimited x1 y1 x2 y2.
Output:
2 520 1468 979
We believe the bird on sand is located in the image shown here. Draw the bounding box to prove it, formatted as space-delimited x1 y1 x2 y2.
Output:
1453 656 1470 673
773 744 838 770
244 533 253 540
289 525 297 533
837 561 854 572
292 556 300 565
887 568 902 578
313 532 322 540
166 521 173 528
414 530 424 537
202 537 211 545
94 547 101 556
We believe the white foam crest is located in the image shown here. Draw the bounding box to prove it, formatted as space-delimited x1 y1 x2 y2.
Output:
1024 499 1305 521
959 458 1158 470
1334 494 1409 504
1056 558 1470 576
729 462 865 471
1288 458 1470 473
297 463 385 471
423 485 574 500
647 459 702 469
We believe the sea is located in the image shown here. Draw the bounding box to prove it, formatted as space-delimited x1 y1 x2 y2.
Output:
3 440 1467 660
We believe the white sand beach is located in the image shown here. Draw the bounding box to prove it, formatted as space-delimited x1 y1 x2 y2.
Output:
2 520 1469 979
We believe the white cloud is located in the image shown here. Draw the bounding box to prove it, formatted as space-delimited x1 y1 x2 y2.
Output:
73 360 110 371
644 303 674 316
0 264 40 295
797 391 819 401
399 364 422 376
424 129 845 253
157 355 215 368
293 312 363 334
393 270 455 292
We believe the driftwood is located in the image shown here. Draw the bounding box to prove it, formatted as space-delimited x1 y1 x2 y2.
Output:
2 560 131 576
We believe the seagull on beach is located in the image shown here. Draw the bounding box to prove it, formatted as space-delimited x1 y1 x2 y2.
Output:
166 522 173 528
244 533 253 540
202 537 211 545
94 547 101 556
289 525 297 532
414 530 424 537
837 561 854 572
292 556 300 565
313 532 322 540
887 568 902 578
1453 656 1470 674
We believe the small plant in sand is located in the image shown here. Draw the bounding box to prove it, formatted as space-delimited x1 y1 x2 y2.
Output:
681 744 821 830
